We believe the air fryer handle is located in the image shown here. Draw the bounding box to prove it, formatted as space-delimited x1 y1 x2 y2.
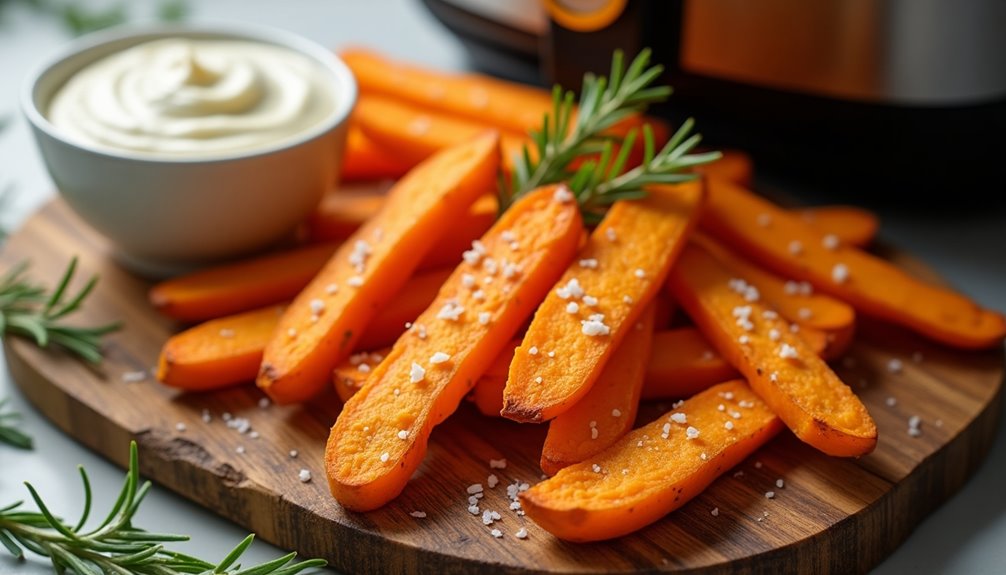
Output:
541 0 683 91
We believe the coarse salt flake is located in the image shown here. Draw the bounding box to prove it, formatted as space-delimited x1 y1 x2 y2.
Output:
487 474 499 488
528 346 539 356
822 234 840 250
685 426 700 440
347 276 364 287
612 408 622 417
765 491 775 499
467 484 484 494
888 358 904 374
592 464 602 473
581 315 610 336
582 295 598 307
776 478 785 489
832 263 850 283
478 311 491 325
725 421 735 430
788 240 803 256
515 527 528 539
711 507 720 517
218 328 235 338
397 430 409 440
410 511 427 518
605 228 617 242
553 186 573 203
778 343 799 360
379 452 390 463
462 274 476 288
430 352 451 364
437 302 464 321
491 528 503 538
490 458 507 469
579 258 599 269
566 302 580 314
556 278 585 300
670 412 687 424
298 469 312 483
634 268 646 279
325 283 338 295
309 298 325 315
409 362 426 383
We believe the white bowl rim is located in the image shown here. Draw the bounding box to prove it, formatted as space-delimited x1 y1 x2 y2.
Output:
21 21 358 165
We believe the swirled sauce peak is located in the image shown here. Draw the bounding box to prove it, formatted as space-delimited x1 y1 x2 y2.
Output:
48 38 337 156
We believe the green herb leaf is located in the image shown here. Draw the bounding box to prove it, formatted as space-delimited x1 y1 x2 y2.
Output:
0 441 327 575
0 257 120 363
0 397 32 450
504 49 720 214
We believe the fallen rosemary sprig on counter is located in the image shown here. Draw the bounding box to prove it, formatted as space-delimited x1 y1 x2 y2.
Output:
0 257 120 363
502 49 721 223
0 441 327 575
0 397 32 450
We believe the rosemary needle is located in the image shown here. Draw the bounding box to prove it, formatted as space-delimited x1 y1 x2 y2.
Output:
0 257 120 363
502 48 720 222
0 441 327 575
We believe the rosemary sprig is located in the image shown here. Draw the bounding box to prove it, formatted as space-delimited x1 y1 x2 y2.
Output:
0 397 32 450
502 49 721 223
0 441 327 575
0 257 120 363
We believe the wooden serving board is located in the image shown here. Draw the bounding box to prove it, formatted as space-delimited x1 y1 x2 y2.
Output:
4 199 1003 575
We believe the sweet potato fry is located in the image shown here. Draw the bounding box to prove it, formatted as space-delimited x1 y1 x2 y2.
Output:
794 205 879 248
642 328 738 400
258 132 500 404
354 268 452 350
692 149 752 187
304 187 390 243
701 179 1006 349
149 244 338 323
503 181 704 423
341 126 412 182
354 94 528 168
469 339 519 417
540 305 655 475
333 349 390 403
465 320 835 415
342 48 557 137
667 243 876 457
157 268 450 391
157 305 285 391
326 185 583 511
520 380 783 542
695 234 856 337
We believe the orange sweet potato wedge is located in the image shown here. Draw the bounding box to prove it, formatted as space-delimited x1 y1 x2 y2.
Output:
158 305 286 391
503 181 704 423
158 268 450 391
692 148 752 187
667 243 877 457
702 179 1006 349
540 305 655 476
304 187 390 243
695 234 857 343
469 339 519 417
258 132 500 404
149 243 338 323
333 348 390 403
354 94 528 169
795 205 879 248
341 125 412 182
642 327 738 400
326 185 583 511
520 380 783 542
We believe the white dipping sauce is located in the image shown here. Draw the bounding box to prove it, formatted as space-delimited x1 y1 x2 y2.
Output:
48 38 337 156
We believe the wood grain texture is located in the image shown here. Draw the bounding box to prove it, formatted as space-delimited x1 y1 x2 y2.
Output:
3 200 1003 575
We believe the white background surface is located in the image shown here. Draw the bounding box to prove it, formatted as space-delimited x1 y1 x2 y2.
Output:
1 1 1004 574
